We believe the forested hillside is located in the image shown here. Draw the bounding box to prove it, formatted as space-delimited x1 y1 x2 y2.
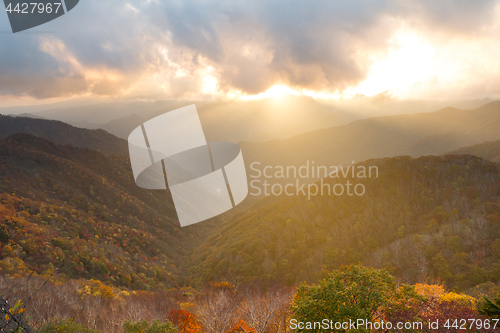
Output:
3 113 500 332
3 118 500 296
447 140 500 163
0 115 128 155
1 126 500 332
189 154 500 293
0 133 216 290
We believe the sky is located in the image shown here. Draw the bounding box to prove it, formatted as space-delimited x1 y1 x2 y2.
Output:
1 0 500 106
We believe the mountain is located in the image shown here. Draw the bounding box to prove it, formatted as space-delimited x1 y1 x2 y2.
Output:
0 115 128 155
240 101 500 184
188 154 500 292
100 113 145 139
197 96 358 143
9 113 46 119
0 133 217 290
0 97 102 117
99 101 208 139
397 132 477 157
446 140 500 163
95 96 358 142
34 100 208 128
7 97 491 144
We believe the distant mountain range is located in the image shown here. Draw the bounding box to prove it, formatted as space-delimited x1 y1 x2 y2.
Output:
98 101 208 139
240 101 500 184
0 115 128 155
33 100 202 125
62 97 496 144
8 113 46 119
3 96 490 145
93 96 358 143
3 100 500 177
197 96 360 143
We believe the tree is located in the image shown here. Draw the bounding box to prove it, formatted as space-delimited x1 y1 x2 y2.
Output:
239 286 292 333
77 279 115 298
123 319 178 333
480 290 500 318
168 309 201 333
227 320 256 332
389 285 484 333
194 283 239 333
290 264 421 332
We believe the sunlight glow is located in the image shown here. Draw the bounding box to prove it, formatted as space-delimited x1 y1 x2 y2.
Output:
201 67 218 94
347 29 435 98
240 85 299 100
99 8 500 102
229 28 438 101
232 84 347 101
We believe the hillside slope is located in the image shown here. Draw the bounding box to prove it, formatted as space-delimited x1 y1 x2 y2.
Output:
446 140 500 163
188 154 500 292
0 134 217 290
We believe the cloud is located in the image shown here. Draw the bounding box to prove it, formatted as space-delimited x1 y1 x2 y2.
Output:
398 0 499 33
0 0 499 100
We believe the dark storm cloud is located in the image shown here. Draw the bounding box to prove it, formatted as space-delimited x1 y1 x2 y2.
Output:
0 0 498 99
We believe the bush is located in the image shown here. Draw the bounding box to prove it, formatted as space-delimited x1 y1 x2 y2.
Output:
479 290 500 318
38 318 98 333
291 264 421 332
123 319 178 333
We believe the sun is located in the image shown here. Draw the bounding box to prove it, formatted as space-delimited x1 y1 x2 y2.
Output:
239 84 299 100
266 85 298 98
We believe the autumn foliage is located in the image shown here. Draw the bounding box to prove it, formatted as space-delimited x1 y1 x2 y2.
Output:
227 320 256 332
168 309 202 333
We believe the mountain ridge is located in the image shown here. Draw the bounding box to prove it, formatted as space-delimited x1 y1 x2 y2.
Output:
446 139 500 163
0 115 128 155
239 101 500 185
